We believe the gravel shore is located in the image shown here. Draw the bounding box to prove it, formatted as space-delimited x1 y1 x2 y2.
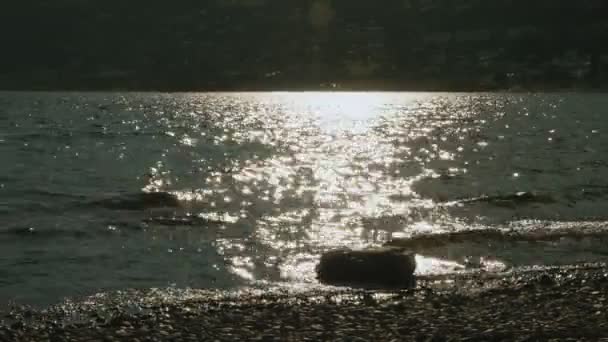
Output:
2 264 608 341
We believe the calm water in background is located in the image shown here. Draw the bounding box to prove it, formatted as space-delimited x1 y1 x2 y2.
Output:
1 91 608 306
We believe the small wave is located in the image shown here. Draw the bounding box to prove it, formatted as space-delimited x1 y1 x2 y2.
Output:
91 191 181 211
25 188 87 200
142 215 225 226
576 185 608 201
385 223 608 251
1 226 92 239
385 221 608 273
448 191 556 208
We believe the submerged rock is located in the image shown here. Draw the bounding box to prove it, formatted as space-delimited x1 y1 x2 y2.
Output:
316 247 416 288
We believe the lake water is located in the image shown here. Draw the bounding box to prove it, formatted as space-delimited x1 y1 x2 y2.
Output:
1 91 607 306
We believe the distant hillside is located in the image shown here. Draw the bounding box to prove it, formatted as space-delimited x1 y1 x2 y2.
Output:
1 0 607 90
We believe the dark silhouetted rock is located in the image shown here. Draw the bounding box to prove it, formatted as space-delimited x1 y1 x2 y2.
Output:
316 247 416 288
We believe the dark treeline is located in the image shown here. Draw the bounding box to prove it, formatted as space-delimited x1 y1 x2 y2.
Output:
1 0 607 91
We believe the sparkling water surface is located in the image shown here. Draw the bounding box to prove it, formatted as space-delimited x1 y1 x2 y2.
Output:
1 91 608 306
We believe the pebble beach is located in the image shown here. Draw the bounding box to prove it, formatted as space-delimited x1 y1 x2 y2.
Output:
2 263 607 342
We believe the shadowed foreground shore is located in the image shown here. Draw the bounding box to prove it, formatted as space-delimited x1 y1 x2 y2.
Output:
2 264 608 342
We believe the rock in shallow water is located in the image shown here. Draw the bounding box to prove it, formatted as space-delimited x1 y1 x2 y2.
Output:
316 247 416 288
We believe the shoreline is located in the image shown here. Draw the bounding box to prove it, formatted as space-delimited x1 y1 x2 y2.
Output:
2 263 607 341
1 88 607 95
0 80 606 94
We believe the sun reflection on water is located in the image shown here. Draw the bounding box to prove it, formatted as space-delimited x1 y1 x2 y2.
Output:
141 92 512 285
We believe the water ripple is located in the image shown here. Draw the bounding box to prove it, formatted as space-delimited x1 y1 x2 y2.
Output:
2 91 608 304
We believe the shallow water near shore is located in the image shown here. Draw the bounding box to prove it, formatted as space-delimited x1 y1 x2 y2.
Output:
1 91 608 306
